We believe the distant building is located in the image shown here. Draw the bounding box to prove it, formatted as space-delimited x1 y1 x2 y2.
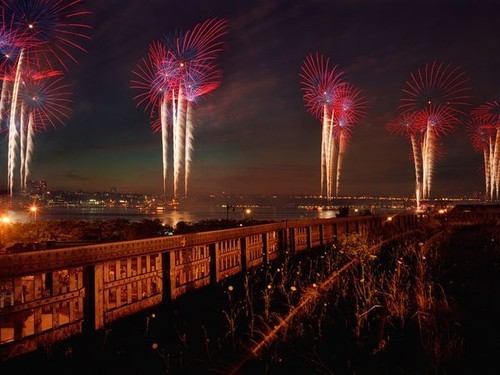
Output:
26 180 48 198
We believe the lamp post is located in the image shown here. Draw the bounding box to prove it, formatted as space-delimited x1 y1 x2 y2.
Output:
30 206 38 222
243 208 252 220
225 204 235 220
1 215 11 247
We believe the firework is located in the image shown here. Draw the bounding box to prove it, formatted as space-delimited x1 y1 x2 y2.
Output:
131 18 227 202
397 62 470 204
331 83 367 197
19 72 71 189
469 100 500 200
2 0 92 70
168 18 227 198
0 0 90 195
300 52 345 198
387 113 423 207
131 41 177 199
300 53 365 198
400 61 471 116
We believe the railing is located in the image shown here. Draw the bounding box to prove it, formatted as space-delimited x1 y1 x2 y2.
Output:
0 213 428 361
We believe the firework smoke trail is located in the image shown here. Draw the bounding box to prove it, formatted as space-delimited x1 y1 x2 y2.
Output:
421 125 428 199
335 130 347 197
23 111 34 189
484 146 491 200
323 107 331 198
410 134 422 208
160 93 169 201
421 122 436 199
171 88 178 197
0 77 9 123
486 130 497 200
174 85 186 199
387 114 423 208
320 104 328 196
485 134 495 200
184 100 194 197
7 48 23 195
19 103 25 189
495 130 500 199
489 136 496 199
326 110 337 198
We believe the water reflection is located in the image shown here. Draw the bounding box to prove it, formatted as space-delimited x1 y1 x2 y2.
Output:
4 205 331 227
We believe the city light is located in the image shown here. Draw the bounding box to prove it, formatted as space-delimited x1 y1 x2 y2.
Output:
30 206 38 221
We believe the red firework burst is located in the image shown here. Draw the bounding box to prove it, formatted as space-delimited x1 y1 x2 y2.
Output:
472 100 500 127
170 18 228 65
2 0 92 70
130 41 177 118
300 52 345 120
20 72 72 130
0 9 22 72
184 64 221 102
399 61 471 116
467 114 496 152
167 18 228 87
331 83 367 138
386 113 420 138
414 104 460 137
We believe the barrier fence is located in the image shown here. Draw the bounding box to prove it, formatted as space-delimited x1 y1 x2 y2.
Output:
0 212 435 360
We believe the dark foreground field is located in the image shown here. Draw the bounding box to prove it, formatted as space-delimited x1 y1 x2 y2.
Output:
2 221 500 374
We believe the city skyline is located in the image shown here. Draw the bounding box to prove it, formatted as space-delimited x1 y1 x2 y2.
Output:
1 0 498 198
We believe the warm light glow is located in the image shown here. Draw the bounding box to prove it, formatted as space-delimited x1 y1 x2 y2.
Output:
387 216 393 221
30 206 38 213
245 208 251 214
438 209 446 214
1 216 11 224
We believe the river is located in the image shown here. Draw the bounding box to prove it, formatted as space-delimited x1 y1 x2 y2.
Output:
4 205 340 227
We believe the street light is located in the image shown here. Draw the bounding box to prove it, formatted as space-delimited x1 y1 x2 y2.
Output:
30 206 38 221
1 215 11 246
224 204 235 220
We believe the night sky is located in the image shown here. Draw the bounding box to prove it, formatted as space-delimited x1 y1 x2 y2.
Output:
4 0 499 198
